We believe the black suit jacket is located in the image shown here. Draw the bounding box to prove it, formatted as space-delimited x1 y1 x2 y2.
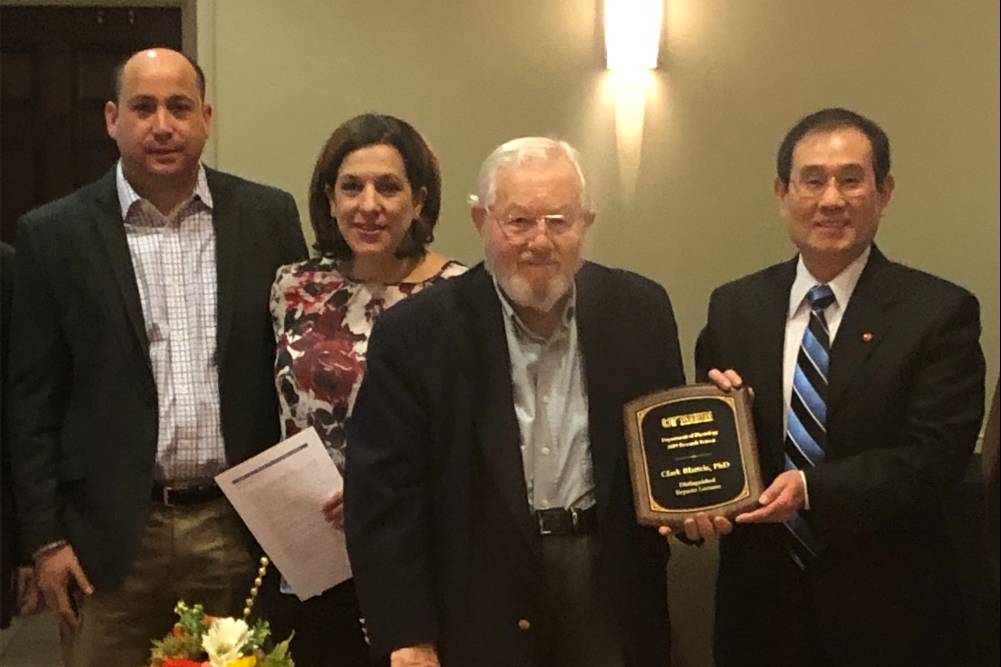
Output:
344 262 685 666
7 167 306 589
696 246 985 664
1 241 15 628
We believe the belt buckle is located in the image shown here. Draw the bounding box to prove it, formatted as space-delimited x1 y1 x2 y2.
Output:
162 485 175 507
570 507 580 533
538 510 553 536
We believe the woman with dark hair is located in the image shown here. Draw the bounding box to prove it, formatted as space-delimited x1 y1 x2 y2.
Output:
266 114 464 665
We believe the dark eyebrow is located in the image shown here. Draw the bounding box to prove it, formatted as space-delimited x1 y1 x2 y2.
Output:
337 172 405 183
125 94 196 106
798 163 866 173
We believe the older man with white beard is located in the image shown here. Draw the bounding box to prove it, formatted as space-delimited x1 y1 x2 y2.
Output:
345 137 686 667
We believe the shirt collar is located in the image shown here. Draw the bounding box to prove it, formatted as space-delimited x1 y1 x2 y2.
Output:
115 160 212 221
788 245 871 318
492 277 576 343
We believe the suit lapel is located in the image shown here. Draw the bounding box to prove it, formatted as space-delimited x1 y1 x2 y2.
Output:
461 267 537 549
753 259 797 475
574 263 618 525
91 169 151 365
207 169 239 372
828 247 897 411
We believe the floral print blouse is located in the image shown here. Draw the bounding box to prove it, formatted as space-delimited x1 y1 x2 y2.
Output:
270 256 466 470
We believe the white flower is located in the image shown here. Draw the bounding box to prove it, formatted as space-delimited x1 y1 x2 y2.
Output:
202 617 252 667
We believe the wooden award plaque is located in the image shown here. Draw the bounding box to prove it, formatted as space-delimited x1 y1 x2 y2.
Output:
624 384 763 528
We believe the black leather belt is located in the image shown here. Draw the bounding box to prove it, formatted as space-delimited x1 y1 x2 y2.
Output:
152 482 223 507
535 505 596 536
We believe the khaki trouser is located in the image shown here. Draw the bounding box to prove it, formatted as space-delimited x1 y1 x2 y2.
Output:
62 497 257 667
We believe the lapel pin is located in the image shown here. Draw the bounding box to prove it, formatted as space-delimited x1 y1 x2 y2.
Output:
862 332 874 342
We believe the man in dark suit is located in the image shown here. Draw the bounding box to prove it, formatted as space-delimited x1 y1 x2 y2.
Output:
345 138 685 666
1 241 17 629
984 379 999 591
2 241 42 630
696 108 985 665
7 48 305 665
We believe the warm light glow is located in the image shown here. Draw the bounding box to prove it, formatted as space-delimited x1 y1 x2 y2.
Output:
605 0 663 70
604 69 657 200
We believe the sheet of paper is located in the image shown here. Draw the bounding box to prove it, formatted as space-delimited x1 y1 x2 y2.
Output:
215 427 350 600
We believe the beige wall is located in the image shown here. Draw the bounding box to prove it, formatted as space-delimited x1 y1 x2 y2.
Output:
195 3 997 664
199 0 999 390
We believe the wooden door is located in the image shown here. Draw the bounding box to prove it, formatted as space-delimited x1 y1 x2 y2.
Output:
1 6 183 244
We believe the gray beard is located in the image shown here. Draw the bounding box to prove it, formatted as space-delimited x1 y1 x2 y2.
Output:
482 229 578 314
484 249 573 313
497 270 571 313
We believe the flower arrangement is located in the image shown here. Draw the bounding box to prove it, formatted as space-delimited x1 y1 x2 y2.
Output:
145 557 294 667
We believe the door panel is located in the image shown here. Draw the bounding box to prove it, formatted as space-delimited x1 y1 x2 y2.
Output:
1 6 183 243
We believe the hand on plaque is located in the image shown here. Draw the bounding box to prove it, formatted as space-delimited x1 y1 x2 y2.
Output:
658 513 733 541
735 470 806 523
707 368 744 392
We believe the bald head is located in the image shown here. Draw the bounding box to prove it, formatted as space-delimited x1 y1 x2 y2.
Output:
104 47 212 211
112 48 205 102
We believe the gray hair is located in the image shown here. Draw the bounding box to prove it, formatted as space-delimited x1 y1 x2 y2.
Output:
470 137 593 211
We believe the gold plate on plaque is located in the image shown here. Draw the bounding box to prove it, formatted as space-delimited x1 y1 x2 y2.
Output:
624 384 763 528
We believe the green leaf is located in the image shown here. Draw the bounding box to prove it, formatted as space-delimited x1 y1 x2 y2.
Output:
149 634 204 661
243 618 271 653
258 633 295 667
173 600 207 638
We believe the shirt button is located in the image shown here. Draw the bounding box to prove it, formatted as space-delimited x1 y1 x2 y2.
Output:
517 618 531 631
541 447 550 456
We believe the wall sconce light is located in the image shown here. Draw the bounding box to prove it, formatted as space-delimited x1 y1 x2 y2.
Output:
604 0 663 70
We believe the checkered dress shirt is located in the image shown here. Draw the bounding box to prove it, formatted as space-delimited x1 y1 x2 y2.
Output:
116 162 226 482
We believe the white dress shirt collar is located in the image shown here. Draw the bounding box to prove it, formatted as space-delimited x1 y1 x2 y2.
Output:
788 245 871 320
115 160 213 220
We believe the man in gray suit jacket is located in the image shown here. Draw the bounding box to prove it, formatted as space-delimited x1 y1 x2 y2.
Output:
7 48 305 666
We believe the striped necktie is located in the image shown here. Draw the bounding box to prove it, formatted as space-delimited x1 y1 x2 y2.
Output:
784 283 836 568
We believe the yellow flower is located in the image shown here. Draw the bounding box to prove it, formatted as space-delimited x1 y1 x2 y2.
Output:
225 657 257 667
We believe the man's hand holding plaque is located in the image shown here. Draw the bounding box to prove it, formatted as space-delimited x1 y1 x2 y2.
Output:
624 369 761 541
704 370 810 528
